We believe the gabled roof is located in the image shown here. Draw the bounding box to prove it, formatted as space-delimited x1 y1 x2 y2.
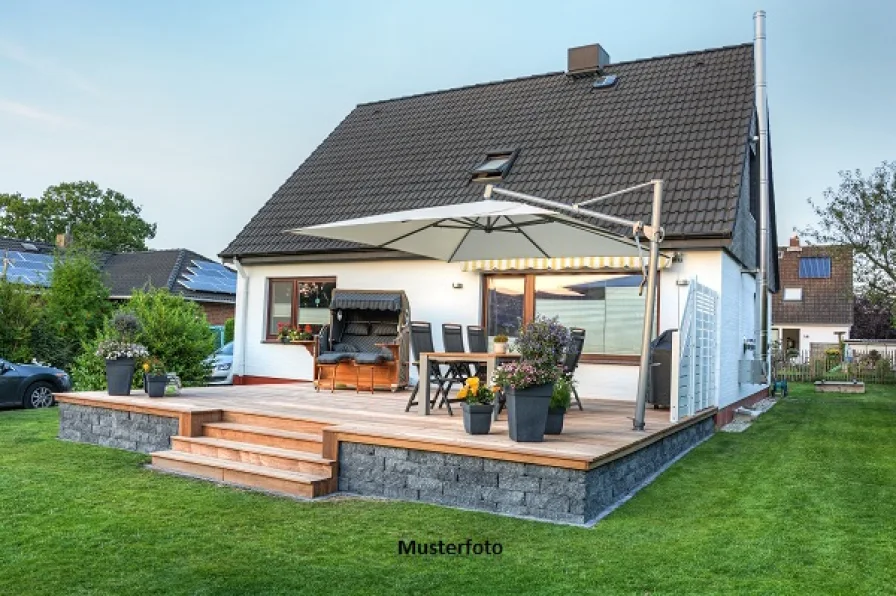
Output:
104 249 236 304
772 244 853 326
0 237 235 305
222 43 756 258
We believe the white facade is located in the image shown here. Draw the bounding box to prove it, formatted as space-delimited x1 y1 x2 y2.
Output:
233 248 768 408
771 324 850 349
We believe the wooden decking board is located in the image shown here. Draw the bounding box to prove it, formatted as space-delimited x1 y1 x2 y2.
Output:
58 385 716 470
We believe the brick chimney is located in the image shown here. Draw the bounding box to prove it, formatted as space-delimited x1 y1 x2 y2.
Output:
55 229 72 249
786 234 801 252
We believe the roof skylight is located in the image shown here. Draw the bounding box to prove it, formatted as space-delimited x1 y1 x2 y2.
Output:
471 150 518 182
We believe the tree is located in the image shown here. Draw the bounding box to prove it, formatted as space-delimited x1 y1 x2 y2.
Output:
0 181 156 252
32 251 111 370
0 279 40 363
851 295 896 340
803 161 896 301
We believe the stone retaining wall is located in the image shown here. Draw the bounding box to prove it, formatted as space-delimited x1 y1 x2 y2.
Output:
339 417 714 525
58 403 179 453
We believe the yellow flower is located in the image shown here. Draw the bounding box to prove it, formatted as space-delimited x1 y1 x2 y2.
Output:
457 387 468 399
491 385 501 394
468 376 480 388
142 362 150 372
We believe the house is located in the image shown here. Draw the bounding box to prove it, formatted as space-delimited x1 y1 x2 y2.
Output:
0 237 236 333
221 41 781 421
771 235 853 352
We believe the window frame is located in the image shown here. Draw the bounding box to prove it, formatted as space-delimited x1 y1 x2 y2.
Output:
782 287 803 302
470 149 519 182
265 276 337 340
480 271 660 363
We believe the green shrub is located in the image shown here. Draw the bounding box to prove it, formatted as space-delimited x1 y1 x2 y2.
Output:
71 335 108 391
34 251 110 370
224 317 235 344
127 289 215 386
0 278 40 363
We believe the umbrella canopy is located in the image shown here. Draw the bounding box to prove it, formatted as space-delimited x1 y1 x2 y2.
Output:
290 200 644 261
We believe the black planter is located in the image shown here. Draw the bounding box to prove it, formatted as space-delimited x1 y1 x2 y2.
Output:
506 383 554 442
146 375 168 398
462 403 494 435
545 407 566 435
106 358 135 396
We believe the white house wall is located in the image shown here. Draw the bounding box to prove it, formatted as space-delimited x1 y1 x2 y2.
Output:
233 249 766 408
771 324 850 348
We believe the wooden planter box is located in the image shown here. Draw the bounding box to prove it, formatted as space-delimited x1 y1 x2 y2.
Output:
814 381 866 394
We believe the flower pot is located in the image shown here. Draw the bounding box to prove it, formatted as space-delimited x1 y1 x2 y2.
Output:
545 406 566 435
506 383 554 442
493 342 507 354
146 374 168 398
461 403 494 435
106 358 135 396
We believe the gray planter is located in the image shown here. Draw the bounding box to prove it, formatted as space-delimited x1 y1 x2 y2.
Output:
146 375 168 398
506 383 554 442
461 403 493 434
106 358 135 396
545 406 566 435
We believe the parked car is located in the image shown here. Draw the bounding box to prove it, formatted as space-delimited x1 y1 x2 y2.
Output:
207 342 234 385
0 358 71 409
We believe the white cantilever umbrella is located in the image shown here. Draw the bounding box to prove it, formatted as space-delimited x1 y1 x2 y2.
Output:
290 199 644 261
290 181 666 432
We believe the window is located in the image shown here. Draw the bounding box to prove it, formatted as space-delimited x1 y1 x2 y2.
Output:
471 150 518 181
483 273 648 356
266 277 336 338
799 256 831 278
783 288 802 301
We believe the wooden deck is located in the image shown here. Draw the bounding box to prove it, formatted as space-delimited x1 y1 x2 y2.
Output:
57 383 716 471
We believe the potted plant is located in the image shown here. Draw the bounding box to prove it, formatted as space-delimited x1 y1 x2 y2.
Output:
142 357 168 398
97 312 148 396
277 323 292 344
493 334 509 354
493 315 571 442
457 377 496 434
289 325 314 342
545 375 573 434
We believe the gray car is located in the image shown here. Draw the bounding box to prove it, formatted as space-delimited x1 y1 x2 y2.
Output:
0 358 71 409
207 342 234 385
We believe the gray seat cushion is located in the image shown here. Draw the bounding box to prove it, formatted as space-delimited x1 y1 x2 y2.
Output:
317 352 353 364
354 352 391 365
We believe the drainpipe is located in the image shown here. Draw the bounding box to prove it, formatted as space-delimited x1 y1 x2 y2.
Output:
755 10 770 383
233 257 250 383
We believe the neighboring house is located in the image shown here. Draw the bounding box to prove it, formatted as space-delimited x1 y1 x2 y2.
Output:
221 41 780 417
771 235 853 351
102 249 236 326
0 237 236 328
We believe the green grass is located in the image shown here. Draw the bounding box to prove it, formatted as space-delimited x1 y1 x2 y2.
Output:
1 384 895 595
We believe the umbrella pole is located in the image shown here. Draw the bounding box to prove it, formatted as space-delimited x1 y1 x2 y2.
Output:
633 180 663 430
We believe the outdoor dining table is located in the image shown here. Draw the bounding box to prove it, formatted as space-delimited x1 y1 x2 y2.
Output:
418 352 521 418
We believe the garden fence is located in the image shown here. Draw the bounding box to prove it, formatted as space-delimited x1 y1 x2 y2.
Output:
771 348 896 384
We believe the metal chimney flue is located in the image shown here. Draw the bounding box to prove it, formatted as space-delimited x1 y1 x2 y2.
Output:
567 43 610 75
754 10 771 385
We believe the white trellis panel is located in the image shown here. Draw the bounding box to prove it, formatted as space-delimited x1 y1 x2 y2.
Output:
671 279 718 422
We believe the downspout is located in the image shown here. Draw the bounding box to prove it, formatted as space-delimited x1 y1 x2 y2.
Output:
754 10 770 383
233 257 250 383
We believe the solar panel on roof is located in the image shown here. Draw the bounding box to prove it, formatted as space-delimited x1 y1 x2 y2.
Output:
178 260 237 295
20 242 38 252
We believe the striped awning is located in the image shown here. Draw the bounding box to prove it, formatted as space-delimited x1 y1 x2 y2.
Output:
461 255 672 272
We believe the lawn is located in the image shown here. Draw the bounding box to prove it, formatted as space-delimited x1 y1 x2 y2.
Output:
1 384 894 595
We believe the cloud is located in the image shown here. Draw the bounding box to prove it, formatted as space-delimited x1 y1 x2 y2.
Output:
0 37 104 98
0 98 77 127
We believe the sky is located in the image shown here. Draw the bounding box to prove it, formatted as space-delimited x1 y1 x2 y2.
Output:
1 0 894 260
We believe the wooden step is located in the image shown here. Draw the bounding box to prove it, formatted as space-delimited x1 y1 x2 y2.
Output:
221 411 330 434
150 450 331 498
171 436 335 477
202 422 323 454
